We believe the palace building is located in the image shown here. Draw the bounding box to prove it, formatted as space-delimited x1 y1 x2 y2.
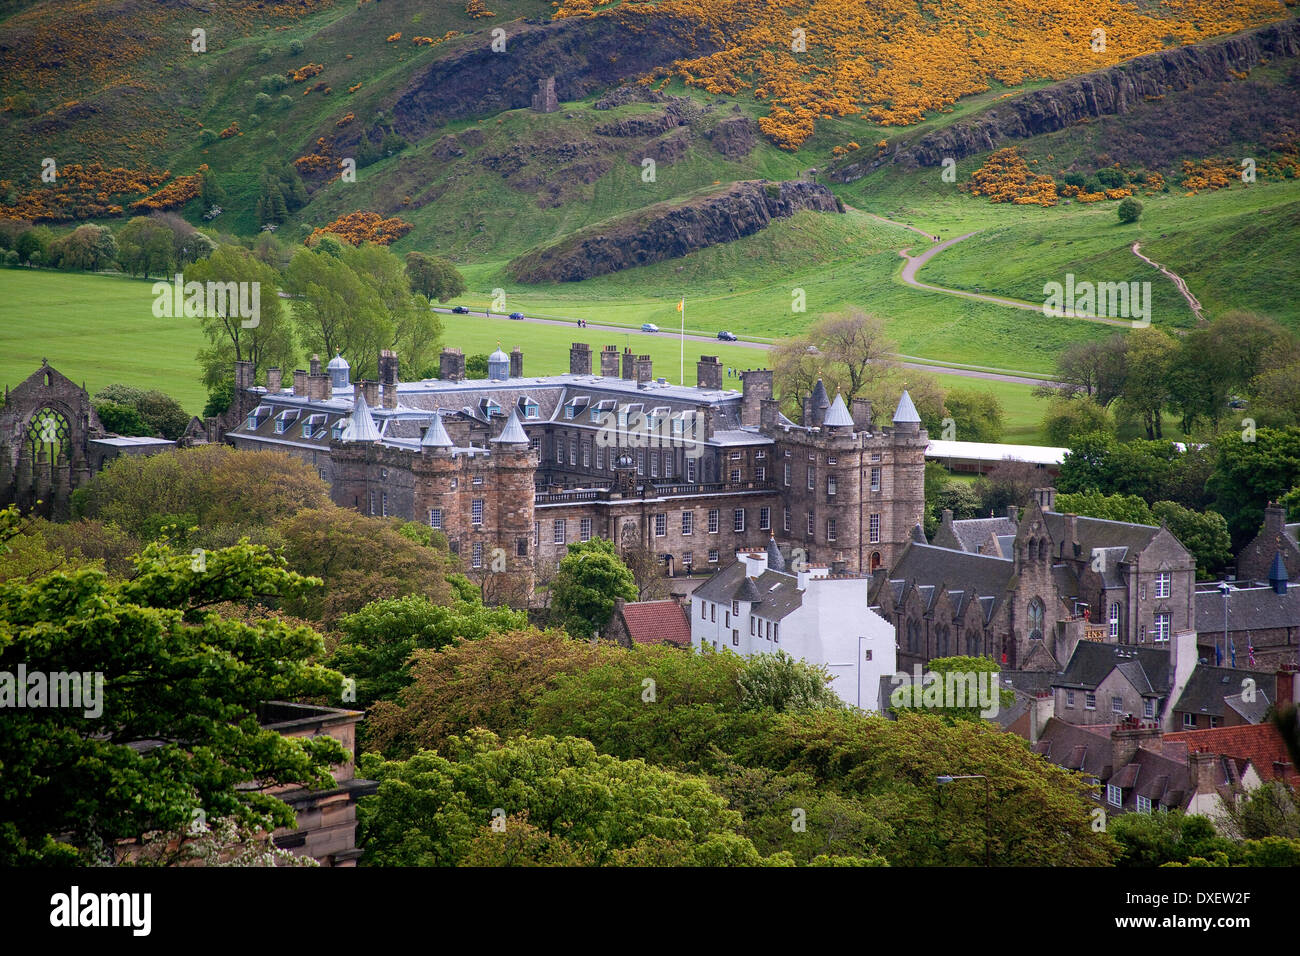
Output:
225 342 928 588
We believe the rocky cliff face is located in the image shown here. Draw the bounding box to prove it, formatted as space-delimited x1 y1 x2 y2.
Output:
378 12 718 147
508 180 843 283
831 17 1300 180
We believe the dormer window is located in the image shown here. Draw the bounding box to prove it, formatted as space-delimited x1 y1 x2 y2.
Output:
273 409 300 434
301 414 326 439
246 406 270 430
482 399 501 418
331 420 346 440
519 397 539 420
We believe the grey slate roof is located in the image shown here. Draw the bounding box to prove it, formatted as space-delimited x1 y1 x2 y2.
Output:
1195 584 1300 633
893 390 921 424
1053 643 1171 697
942 516 1017 553
1171 665 1276 720
341 395 381 442
1040 512 1160 561
823 393 854 427
692 558 805 620
874 542 1014 619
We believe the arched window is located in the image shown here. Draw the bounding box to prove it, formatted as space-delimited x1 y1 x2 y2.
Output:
1027 539 1037 561
936 625 950 657
906 619 919 652
1027 598 1045 642
966 631 980 657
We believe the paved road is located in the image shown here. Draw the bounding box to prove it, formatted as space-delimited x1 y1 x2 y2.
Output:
434 308 1054 386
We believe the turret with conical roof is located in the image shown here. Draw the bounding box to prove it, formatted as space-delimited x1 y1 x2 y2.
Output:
767 535 785 573
1270 549 1289 595
340 394 381 442
491 408 528 446
892 389 921 429
823 392 853 429
420 412 453 452
805 378 831 427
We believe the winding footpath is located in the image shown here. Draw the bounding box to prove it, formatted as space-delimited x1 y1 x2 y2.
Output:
1131 241 1205 322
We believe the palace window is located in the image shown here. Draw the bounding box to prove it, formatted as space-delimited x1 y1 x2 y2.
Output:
580 517 592 542
760 507 771 531
730 469 741 483
1155 572 1171 599
869 513 881 544
471 542 483 569
682 512 693 535
827 475 837 496
1086 692 1097 710
827 517 837 542
709 549 719 563
429 508 442 529
1108 785 1122 808
734 509 745 533
784 509 791 533
1109 602 1121 638
783 464 791 487
870 467 881 492
655 514 667 537
806 512 815 537
1136 795 1152 814
807 467 815 491
1153 613 1170 643
708 510 719 534
553 519 566 544
471 499 484 525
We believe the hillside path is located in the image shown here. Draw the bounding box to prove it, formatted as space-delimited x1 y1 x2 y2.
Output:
1131 241 1205 322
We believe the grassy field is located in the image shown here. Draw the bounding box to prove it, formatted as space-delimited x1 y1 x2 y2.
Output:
0 268 1054 442
1 269 210 414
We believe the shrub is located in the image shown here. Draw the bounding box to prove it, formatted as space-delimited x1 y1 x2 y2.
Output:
288 39 304 56
1118 197 1143 223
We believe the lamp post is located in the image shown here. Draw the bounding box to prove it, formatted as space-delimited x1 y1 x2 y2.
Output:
937 773 991 867
1217 581 1230 668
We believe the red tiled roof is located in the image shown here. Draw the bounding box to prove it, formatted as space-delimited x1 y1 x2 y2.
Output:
1165 724 1297 784
620 600 691 647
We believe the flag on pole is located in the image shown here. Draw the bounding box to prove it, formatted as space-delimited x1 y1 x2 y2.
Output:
1248 638 1255 668
678 296 685 385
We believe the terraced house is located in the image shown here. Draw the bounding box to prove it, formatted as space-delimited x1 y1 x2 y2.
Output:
224 341 927 591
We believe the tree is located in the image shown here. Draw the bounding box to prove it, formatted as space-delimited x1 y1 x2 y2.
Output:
14 226 52 266
117 216 176 278
356 731 756 867
0 530 347 865
93 399 152 437
943 388 1004 442
365 628 608 758
886 656 1014 723
1151 500 1232 577
203 380 236 419
1119 328 1177 439
405 251 467 303
277 507 454 625
1055 491 1154 525
1207 426 1300 547
972 459 1045 516
187 244 297 389
345 242 441 378
1040 335 1129 406
1109 811 1235 867
327 581 527 709
808 308 896 402
48 223 118 271
736 651 843 713
1042 395 1112 445
465 353 490 378
135 389 192 440
549 538 638 639
1117 197 1142 223
75 445 329 542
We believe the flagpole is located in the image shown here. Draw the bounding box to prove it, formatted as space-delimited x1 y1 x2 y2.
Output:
679 295 685 386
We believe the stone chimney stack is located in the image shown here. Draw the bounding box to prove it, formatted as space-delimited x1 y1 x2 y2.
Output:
1188 750 1221 796
1264 501 1287 537
292 369 308 396
740 369 773 427
439 348 466 382
510 347 524 379
310 354 322 376
600 345 620 378
622 347 635 380
1035 487 1057 512
697 356 722 391
266 367 282 394
851 398 872 431
570 342 592 375
379 349 399 409
308 371 331 401
362 380 379 408
760 397 780 431
635 355 653 384
1110 717 1163 770
235 360 255 393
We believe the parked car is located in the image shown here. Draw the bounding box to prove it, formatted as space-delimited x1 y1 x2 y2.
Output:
451 305 470 314
717 330 737 341
509 311 525 320
641 323 659 333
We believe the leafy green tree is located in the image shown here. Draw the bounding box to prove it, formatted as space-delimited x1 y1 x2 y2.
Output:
357 731 754 867
93 399 152 437
1043 395 1111 445
737 650 844 713
0 530 347 865
1207 426 1300 546
365 628 607 758
203 379 235 419
749 710 1118 866
1117 197 1142 223
943 387 1004 442
277 507 454 625
345 242 441 379
1219 781 1300 841
529 645 773 770
1055 491 1153 525
49 223 117 271
465 353 490 378
1109 811 1237 867
328 580 527 708
135 389 191 440
187 244 297 389
1150 500 1231 577
886 655 1014 722
405 250 468 303
14 225 53 266
117 216 176 278
1119 328 1177 440
549 538 638 639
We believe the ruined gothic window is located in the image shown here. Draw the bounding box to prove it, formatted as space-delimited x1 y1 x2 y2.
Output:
966 631 980 656
1028 598 1045 642
936 626 950 657
906 619 919 651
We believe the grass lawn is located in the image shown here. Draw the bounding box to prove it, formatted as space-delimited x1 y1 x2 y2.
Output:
1 268 210 414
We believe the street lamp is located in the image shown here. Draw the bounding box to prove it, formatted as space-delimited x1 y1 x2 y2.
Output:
1217 581 1230 667
937 773 992 867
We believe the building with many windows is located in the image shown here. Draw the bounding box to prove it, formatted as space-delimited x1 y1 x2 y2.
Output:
225 342 928 590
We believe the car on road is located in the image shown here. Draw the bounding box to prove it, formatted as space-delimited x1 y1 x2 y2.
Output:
641 323 659 333
509 311 525 320
451 305 470 314
717 330 737 341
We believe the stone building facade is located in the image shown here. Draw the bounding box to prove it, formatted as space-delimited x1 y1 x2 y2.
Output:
225 343 928 588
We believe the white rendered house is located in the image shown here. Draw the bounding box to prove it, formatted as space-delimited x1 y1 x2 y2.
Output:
690 539 897 710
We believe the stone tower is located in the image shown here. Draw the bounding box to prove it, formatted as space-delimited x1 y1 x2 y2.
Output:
531 76 559 113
